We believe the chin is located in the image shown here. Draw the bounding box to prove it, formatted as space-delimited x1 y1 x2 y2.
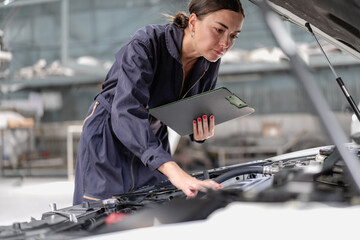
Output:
204 55 221 63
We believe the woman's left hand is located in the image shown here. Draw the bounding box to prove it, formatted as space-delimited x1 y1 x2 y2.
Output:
193 115 215 141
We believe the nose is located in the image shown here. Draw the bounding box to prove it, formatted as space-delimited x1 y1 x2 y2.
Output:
219 34 230 49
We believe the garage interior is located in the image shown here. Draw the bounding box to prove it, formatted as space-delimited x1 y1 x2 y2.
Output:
1 0 359 226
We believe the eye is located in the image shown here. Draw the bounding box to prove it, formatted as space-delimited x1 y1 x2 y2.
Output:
230 34 239 40
215 28 224 34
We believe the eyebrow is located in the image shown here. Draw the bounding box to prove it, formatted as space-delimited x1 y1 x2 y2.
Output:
215 21 241 33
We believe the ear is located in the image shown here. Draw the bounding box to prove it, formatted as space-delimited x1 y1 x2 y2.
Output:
188 13 197 33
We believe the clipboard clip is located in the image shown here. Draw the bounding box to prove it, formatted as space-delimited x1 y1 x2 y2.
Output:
226 95 247 109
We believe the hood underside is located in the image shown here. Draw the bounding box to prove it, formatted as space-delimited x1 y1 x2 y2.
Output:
264 0 360 60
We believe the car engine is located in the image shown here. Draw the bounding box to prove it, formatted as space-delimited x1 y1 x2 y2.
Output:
1 143 359 240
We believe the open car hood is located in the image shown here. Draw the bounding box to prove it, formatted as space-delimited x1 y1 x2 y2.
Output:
261 0 360 61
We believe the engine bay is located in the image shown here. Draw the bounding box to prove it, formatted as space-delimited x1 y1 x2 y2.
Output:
1 144 359 239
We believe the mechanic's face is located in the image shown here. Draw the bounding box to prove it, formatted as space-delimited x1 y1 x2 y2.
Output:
190 9 244 62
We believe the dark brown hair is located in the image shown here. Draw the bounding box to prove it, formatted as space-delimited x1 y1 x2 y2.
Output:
171 0 245 29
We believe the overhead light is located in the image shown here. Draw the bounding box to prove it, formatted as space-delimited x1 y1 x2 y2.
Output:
3 0 14 6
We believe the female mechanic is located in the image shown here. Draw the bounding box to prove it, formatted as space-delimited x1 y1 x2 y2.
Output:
73 0 245 205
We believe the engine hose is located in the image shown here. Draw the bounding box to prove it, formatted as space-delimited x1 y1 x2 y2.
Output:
213 166 264 184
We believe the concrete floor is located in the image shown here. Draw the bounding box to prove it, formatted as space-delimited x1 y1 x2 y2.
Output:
0 176 74 226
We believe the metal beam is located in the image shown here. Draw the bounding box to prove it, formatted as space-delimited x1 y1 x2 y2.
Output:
0 0 59 8
61 0 68 64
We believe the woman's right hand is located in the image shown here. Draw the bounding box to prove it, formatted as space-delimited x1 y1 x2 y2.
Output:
158 161 222 197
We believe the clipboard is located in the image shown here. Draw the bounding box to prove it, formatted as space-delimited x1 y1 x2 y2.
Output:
149 87 255 136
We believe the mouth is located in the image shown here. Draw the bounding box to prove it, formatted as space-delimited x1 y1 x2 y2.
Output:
213 49 224 56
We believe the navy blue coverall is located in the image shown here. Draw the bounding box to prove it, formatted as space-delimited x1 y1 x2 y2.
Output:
73 23 221 205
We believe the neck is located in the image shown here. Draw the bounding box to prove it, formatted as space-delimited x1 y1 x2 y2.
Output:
181 28 199 67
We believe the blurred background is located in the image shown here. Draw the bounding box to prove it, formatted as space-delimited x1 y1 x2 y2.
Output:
0 0 359 224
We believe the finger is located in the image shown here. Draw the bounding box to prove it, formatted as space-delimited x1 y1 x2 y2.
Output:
202 179 223 190
202 115 209 135
184 189 197 198
209 115 215 131
197 117 203 136
192 120 198 135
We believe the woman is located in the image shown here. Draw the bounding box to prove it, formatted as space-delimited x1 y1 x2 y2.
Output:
73 0 245 205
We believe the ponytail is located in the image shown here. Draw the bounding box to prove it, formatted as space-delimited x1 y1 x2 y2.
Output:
165 12 189 29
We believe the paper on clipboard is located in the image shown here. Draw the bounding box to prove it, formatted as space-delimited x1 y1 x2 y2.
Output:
149 87 255 136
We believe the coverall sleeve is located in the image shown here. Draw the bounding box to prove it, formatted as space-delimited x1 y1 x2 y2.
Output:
110 39 172 171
